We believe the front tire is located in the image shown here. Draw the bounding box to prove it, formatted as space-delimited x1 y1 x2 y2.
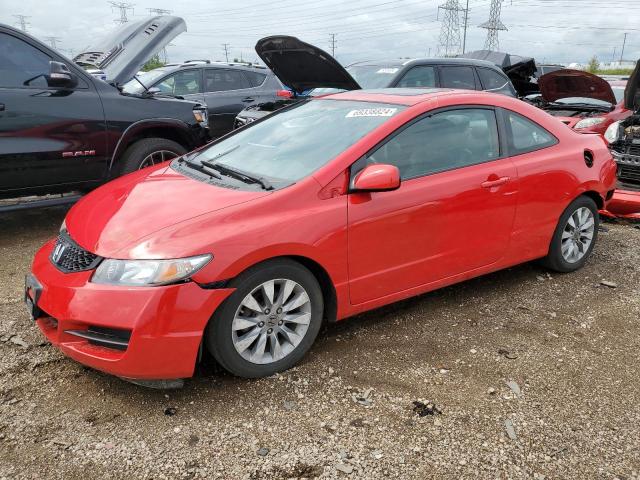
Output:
117 138 187 175
541 196 599 272
205 259 324 378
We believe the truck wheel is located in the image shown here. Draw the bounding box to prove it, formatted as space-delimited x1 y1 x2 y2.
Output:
117 138 187 175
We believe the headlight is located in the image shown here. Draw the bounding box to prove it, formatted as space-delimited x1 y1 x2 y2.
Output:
604 120 621 144
193 108 208 126
91 254 211 286
574 117 605 130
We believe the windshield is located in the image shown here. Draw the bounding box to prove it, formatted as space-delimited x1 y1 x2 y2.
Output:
554 97 613 106
121 67 174 94
612 86 625 103
191 99 405 186
347 65 401 89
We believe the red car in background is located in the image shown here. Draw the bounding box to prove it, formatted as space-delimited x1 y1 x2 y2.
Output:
27 88 616 383
536 70 638 220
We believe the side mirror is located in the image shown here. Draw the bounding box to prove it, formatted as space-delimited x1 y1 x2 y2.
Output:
352 164 401 192
46 61 78 89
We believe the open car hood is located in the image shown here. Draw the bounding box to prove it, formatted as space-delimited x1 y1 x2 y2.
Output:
459 49 538 96
255 35 360 95
624 59 640 111
538 69 616 104
73 16 186 85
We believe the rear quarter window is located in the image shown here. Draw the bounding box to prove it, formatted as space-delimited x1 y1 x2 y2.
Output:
244 71 267 87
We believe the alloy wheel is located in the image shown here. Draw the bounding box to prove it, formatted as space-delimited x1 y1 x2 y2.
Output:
138 150 179 169
561 206 595 263
231 279 312 364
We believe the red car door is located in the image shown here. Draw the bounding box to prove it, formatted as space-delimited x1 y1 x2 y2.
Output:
347 107 518 305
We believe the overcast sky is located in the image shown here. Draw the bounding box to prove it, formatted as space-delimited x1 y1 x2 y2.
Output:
2 0 640 67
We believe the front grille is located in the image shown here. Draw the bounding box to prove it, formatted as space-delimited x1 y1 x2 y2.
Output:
65 326 131 351
619 164 640 187
50 232 102 273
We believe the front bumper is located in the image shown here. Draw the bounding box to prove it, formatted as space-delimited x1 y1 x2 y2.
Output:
602 189 640 220
29 239 233 380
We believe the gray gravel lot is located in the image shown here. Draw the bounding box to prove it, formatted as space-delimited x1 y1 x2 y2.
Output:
0 207 639 479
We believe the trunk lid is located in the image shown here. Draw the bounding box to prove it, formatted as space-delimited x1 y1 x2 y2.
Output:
73 16 186 85
255 35 360 95
538 69 616 104
624 59 640 111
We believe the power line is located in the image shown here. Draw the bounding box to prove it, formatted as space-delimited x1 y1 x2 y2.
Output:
13 15 31 32
44 36 62 50
479 0 507 50
329 33 337 57
222 43 231 62
109 1 134 24
148 7 171 15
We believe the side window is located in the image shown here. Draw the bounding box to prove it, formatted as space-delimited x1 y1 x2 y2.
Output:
204 69 250 92
439 66 477 90
0 32 51 88
365 108 500 180
504 110 557 155
477 68 515 96
243 71 267 87
155 70 201 96
396 66 436 88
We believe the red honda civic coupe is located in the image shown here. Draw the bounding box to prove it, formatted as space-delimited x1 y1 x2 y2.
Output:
26 88 617 383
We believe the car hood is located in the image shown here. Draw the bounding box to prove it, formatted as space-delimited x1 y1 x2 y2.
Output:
624 59 640 111
538 69 616 104
73 16 186 85
65 164 270 258
255 35 360 95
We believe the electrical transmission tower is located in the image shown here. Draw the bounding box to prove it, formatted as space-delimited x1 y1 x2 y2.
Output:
45 36 62 50
13 15 31 32
222 43 231 62
109 1 135 24
329 34 337 57
479 0 507 50
437 0 467 57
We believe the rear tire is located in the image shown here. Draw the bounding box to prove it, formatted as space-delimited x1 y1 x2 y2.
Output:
205 259 324 378
117 138 186 175
541 196 599 273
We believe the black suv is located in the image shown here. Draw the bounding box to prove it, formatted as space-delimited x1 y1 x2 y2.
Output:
0 16 209 210
122 61 283 138
235 36 518 125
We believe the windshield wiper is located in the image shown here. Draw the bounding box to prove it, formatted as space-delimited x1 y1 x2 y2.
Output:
180 156 223 180
201 161 273 190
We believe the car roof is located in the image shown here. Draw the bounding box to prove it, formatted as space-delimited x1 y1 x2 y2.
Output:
319 87 481 105
348 57 501 69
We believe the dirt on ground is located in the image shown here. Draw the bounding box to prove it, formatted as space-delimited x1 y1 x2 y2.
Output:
0 207 639 480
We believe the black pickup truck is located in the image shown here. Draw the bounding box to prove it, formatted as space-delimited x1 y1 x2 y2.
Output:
0 16 209 211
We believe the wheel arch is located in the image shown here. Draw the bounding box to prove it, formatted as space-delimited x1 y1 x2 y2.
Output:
580 190 604 210
109 119 195 174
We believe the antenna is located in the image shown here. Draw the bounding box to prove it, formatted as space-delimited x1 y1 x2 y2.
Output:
13 14 31 32
437 1 467 57
109 1 135 24
479 0 508 50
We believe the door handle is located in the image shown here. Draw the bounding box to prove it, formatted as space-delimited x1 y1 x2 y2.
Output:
0 103 5 111
241 97 255 103
481 176 510 188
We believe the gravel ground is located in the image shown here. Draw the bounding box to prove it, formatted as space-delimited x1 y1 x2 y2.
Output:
0 207 639 479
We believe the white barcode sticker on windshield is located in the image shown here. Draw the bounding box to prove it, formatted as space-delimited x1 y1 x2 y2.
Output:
346 108 397 118
376 68 399 74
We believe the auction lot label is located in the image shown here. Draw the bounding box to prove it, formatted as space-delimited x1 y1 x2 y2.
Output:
346 108 398 118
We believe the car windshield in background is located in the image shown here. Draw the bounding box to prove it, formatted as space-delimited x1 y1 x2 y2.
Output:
191 99 405 185
346 65 401 88
612 86 625 103
121 67 173 94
